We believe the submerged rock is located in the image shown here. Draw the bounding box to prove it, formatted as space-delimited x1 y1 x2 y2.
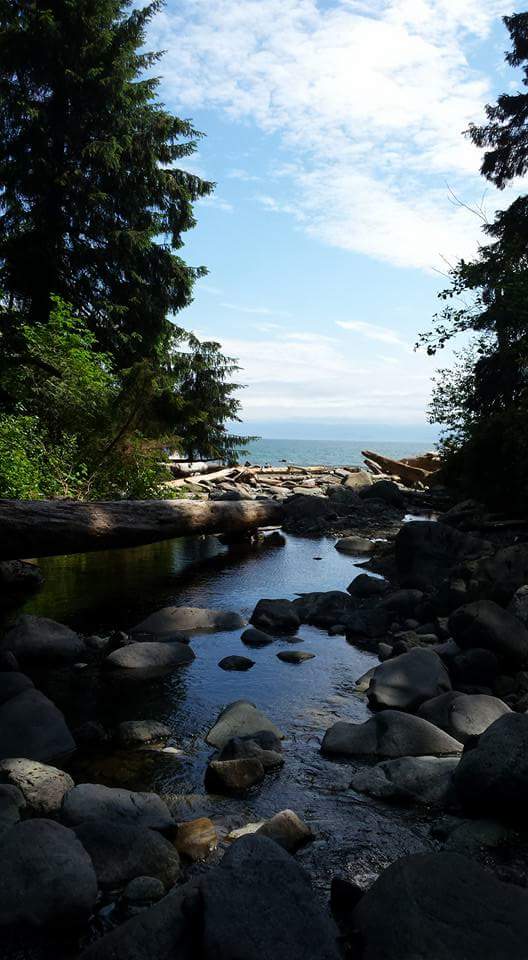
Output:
104 640 194 671
0 758 73 817
117 720 172 746
367 648 451 712
205 700 284 749
322 710 463 759
218 655 255 671
205 757 265 795
130 605 244 638
241 627 274 647
277 650 315 663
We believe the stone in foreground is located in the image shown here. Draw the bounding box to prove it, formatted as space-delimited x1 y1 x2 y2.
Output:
62 782 174 830
1 615 86 664
453 712 528 819
241 626 274 647
0 687 75 763
205 700 284 749
351 756 459 806
0 784 25 835
74 819 181 889
417 691 511 743
0 758 73 816
322 711 463 758
352 851 528 960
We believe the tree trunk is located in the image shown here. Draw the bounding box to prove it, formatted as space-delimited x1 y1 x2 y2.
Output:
0 499 284 560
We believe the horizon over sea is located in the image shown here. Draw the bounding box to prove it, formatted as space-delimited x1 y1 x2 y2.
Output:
237 436 435 467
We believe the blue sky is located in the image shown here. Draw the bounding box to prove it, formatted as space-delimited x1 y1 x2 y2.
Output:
147 0 518 437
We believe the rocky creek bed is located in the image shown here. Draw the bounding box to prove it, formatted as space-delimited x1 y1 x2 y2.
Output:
2 472 528 959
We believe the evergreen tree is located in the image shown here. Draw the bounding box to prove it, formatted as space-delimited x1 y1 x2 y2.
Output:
0 0 212 367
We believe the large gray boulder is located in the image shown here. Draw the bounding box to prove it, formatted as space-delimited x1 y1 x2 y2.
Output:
0 819 97 928
205 700 284 749
359 479 405 508
62 782 174 831
348 574 390 598
250 598 301 634
1 615 86 664
74 819 181 889
417 692 511 743
0 687 75 762
104 640 195 671
321 711 462 759
200 835 341 960
367 648 451 712
395 521 491 589
449 599 528 666
453 712 528 819
0 784 25 835
130 606 244 639
292 591 355 627
351 756 459 806
0 758 74 816
352 851 528 960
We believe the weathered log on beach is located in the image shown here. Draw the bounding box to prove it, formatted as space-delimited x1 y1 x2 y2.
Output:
0 499 284 561
362 450 431 486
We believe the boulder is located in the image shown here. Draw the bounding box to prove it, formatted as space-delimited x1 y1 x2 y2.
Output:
0 784 25 834
282 493 339 536
450 647 499 686
205 758 266 794
1 615 86 664
449 600 528 666
122 875 166 910
0 687 75 763
218 655 255 671
347 574 390 598
241 627 274 647
74 818 181 889
344 607 392 638
380 588 424 618
0 819 97 928
367 648 451 712
475 543 528 603
117 720 171 746
321 710 462 758
205 700 284 749
351 756 459 806
0 758 73 816
104 640 195 671
256 809 313 852
453 712 528 819
341 470 373 491
0 670 33 705
277 650 315 663
335 537 375 555
508 583 528 625
250 598 300 634
130 605 244 638
62 782 174 831
200 835 341 960
417 692 511 743
354 667 376 693
217 735 284 770
174 818 218 861
292 591 355 627
359 479 405 508
395 521 491 589
352 851 528 960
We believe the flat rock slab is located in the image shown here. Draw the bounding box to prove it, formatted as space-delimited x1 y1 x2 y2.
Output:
62 782 174 830
0 819 97 928
2 615 86 664
352 851 528 960
277 650 315 663
205 700 284 749
0 687 75 763
0 758 73 816
418 691 511 743
367 648 451 712
130 606 244 638
218 655 255 671
351 756 459 806
104 641 194 671
322 711 463 759
74 819 181 889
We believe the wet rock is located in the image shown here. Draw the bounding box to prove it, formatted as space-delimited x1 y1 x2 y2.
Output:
218 655 255 671
359 479 405 508
241 626 274 647
62 782 174 831
0 670 33 705
277 650 315 663
432 816 516 855
395 521 491 589
122 875 166 910
117 720 171 745
104 640 195 671
0 784 25 834
453 712 528 820
322 710 463 758
175 818 218 861
347 573 390 598
352 851 528 960
351 756 459 806
0 819 97 928
256 809 313 852
344 607 392 638
417 691 511 743
263 531 287 547
205 700 284 749
0 758 73 816
130 605 244 638
205 757 266 794
74 818 181 889
200 835 341 960
250 598 301 634
367 648 451 712
293 591 355 627
0 687 75 763
354 667 376 693
1 615 87 664
335 536 375 555
217 736 284 771
449 600 528 667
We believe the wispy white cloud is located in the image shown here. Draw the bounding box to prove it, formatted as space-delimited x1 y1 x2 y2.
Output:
337 319 408 346
151 0 512 270
197 195 234 213
228 167 261 181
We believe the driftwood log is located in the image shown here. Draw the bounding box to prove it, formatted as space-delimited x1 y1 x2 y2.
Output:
361 450 431 486
0 499 284 560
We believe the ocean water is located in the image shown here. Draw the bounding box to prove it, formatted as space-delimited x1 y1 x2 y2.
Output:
238 436 434 467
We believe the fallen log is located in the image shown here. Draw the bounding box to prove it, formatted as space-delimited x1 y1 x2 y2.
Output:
362 450 430 486
0 499 284 561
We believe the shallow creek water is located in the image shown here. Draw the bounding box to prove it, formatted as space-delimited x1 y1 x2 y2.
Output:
20 532 434 896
